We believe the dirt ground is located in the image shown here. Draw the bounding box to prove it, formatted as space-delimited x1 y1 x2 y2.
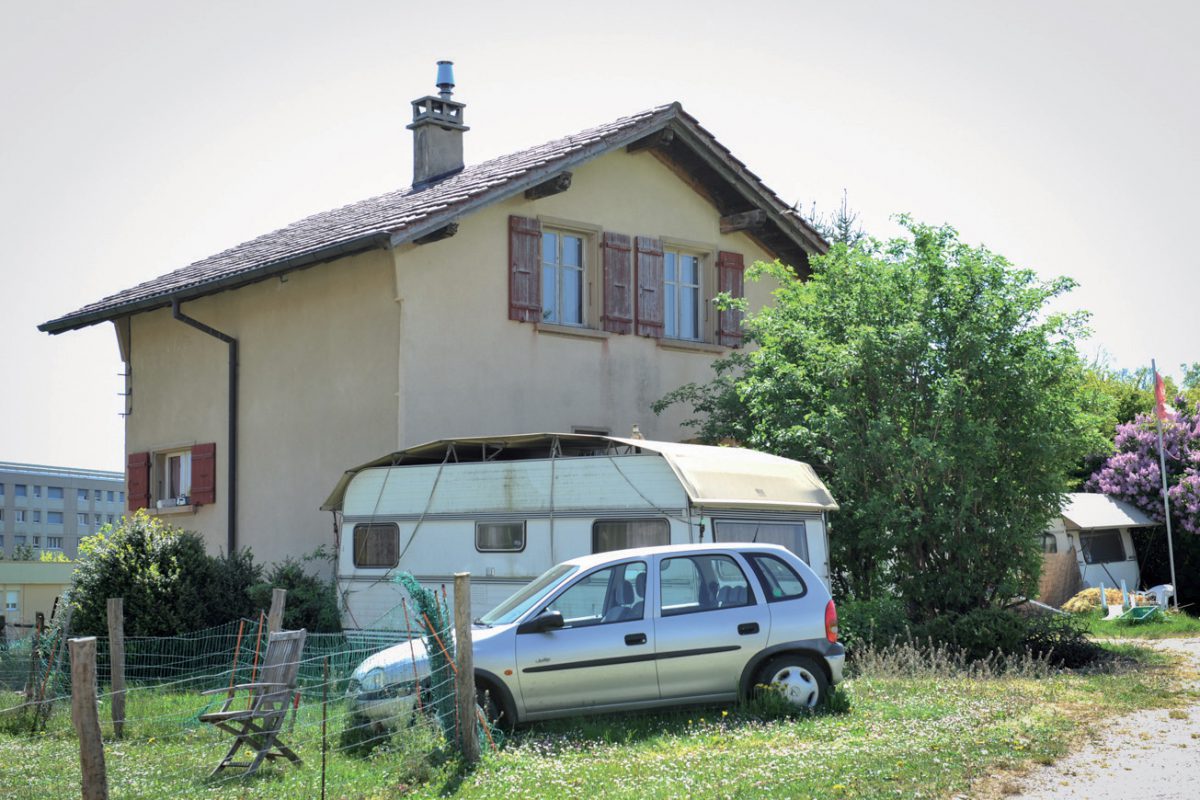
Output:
1008 637 1200 800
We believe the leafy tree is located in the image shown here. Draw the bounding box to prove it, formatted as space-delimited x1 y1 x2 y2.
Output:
39 550 70 563
1086 399 1200 603
11 544 34 561
657 218 1098 618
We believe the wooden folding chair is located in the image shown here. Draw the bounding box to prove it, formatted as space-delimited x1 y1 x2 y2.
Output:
199 628 308 777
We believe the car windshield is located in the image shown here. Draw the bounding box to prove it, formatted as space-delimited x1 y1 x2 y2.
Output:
477 563 579 625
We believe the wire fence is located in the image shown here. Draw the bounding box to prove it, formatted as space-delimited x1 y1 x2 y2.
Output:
0 594 495 799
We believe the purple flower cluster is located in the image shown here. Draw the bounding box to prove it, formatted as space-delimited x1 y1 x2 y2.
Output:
1087 400 1200 535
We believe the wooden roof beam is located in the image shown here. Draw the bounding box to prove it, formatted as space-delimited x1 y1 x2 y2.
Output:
719 209 767 234
524 172 573 200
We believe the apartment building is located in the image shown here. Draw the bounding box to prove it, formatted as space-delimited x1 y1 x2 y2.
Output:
0 462 125 560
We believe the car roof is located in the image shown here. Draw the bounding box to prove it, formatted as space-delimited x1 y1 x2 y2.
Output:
561 542 796 571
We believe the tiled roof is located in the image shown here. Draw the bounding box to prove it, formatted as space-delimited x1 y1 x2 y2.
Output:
41 102 823 333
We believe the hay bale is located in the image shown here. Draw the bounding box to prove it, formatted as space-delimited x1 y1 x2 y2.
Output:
1061 586 1150 613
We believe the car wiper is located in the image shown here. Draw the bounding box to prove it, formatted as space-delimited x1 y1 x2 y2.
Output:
472 618 491 627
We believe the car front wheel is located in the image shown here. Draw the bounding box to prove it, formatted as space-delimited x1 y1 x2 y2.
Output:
757 655 829 709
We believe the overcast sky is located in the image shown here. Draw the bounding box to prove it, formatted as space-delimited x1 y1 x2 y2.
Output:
2 1 1196 472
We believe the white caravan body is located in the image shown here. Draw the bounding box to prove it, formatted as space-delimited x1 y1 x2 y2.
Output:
323 434 839 627
1041 493 1154 591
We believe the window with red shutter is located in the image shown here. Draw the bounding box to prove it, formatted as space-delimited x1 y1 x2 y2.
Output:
191 443 217 506
634 236 664 338
509 215 542 322
716 251 746 347
601 231 633 334
126 452 150 511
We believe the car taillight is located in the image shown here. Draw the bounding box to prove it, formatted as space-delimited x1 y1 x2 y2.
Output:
825 599 838 643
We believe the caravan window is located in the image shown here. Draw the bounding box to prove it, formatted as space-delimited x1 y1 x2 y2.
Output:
714 520 810 564
1080 529 1125 564
592 519 669 553
476 522 526 552
353 523 399 568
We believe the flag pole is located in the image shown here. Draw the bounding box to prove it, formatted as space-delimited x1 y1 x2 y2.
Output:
1152 359 1179 610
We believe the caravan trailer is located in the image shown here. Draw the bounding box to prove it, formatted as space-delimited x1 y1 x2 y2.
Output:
322 433 839 627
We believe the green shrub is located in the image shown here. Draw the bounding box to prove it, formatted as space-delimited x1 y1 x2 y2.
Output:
69 511 262 637
249 551 341 633
836 595 911 651
1020 612 1102 668
912 608 1028 662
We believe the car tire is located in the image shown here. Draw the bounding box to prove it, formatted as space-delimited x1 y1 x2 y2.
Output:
756 654 829 709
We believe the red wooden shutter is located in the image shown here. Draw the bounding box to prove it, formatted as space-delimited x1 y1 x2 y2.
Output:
508 215 542 322
191 442 217 506
716 250 746 347
634 236 664 338
601 231 633 334
126 451 150 511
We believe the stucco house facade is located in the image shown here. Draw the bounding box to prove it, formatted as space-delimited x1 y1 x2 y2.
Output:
40 67 827 568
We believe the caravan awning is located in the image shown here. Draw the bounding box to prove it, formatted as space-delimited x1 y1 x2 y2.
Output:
1061 493 1155 530
321 433 838 513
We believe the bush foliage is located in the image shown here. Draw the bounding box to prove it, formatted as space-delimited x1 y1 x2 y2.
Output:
69 511 262 637
248 552 342 633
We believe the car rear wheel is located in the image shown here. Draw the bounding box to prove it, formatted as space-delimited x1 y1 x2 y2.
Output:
757 655 829 709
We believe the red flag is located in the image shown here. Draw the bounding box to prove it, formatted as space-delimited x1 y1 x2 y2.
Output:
1155 370 1170 422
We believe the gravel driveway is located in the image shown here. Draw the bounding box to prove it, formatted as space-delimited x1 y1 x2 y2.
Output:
1010 638 1200 800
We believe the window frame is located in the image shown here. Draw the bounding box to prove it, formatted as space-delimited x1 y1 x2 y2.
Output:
155 449 193 505
660 238 715 342
744 552 809 602
538 217 600 329
591 518 670 554
475 521 527 553
1079 528 1126 564
351 522 400 569
658 553 756 617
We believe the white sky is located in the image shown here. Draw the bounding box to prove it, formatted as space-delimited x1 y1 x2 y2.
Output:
2 0 1196 472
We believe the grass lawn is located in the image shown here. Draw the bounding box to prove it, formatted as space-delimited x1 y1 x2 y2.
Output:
1076 608 1200 639
0 642 1189 800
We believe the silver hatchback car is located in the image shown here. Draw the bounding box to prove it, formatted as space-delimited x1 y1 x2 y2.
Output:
348 543 844 727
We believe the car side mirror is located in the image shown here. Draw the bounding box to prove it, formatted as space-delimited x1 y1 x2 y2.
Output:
517 610 564 635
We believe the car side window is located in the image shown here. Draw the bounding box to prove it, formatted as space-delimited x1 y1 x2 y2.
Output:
542 561 647 628
659 554 754 617
746 553 808 602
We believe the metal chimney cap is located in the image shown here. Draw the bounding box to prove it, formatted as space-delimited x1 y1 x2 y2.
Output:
436 60 455 99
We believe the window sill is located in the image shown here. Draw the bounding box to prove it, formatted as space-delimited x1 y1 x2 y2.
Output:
656 338 727 355
149 504 195 516
535 323 611 341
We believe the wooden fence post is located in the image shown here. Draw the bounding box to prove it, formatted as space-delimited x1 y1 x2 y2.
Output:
106 598 126 738
453 572 479 764
25 612 44 704
267 588 287 633
69 637 109 800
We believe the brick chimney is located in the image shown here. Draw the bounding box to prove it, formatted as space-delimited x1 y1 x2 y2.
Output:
408 60 468 187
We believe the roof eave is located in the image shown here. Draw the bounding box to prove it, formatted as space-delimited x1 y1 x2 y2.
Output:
39 231 395 334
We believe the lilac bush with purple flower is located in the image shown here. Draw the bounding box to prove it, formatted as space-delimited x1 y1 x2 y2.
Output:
1086 397 1200 535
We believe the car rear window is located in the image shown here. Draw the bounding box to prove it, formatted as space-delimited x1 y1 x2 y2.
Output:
746 553 807 602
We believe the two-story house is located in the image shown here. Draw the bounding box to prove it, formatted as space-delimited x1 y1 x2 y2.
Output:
39 64 827 567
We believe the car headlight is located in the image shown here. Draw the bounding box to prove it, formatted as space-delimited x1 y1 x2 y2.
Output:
360 667 387 693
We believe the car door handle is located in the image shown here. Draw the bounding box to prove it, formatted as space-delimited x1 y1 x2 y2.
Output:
625 633 647 646
737 622 759 636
